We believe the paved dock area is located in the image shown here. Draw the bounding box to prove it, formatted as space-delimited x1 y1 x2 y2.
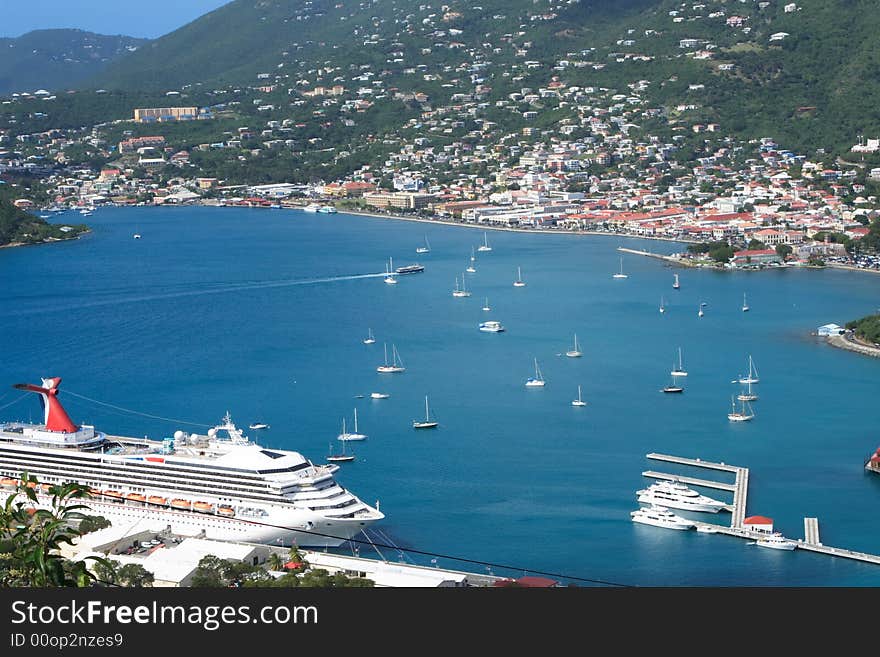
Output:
804 518 820 545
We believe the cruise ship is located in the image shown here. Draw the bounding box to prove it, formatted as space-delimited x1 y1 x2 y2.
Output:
636 480 728 514
0 378 384 547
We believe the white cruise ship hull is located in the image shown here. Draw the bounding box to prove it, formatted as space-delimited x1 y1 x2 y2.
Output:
630 515 694 530
636 492 724 514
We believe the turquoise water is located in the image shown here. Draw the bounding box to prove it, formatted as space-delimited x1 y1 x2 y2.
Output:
2 206 880 586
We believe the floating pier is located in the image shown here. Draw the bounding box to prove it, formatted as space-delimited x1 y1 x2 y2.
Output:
642 453 880 567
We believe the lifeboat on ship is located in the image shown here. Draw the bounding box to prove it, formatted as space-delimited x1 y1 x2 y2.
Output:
193 501 214 514
170 498 192 511
1 477 18 488
147 495 168 507
88 487 102 497
217 505 235 518
125 492 147 505
104 490 123 501
39 483 54 492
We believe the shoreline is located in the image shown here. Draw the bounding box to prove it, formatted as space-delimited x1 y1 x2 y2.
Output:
0 230 90 250
826 332 880 358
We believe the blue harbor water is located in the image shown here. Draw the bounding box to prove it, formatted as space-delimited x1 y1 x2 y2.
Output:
2 206 880 586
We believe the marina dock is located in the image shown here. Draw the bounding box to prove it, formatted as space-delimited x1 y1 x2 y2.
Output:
642 453 880 567
616 247 693 267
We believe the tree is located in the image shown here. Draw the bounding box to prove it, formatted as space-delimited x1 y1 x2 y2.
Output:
775 244 793 259
0 475 111 587
266 551 285 572
79 515 111 535
748 239 766 250
117 563 154 587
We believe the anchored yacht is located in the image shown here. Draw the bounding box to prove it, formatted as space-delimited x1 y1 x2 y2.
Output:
636 480 727 513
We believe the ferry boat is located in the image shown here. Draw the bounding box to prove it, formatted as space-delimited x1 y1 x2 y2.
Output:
636 480 727 513
394 264 425 275
630 505 695 530
755 532 797 551
479 320 505 333
0 377 383 547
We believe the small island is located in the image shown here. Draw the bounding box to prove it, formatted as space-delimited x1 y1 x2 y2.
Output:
0 196 88 248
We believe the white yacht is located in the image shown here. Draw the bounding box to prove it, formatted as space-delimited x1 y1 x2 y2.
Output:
755 532 797 551
303 203 321 213
630 505 695 530
565 334 582 358
337 408 367 442
728 396 755 422
363 328 376 345
525 358 545 387
318 205 337 214
452 275 471 297
377 343 405 373
636 480 727 513
383 257 398 285
0 377 383 547
612 257 628 279
571 385 587 407
736 355 760 385
670 348 687 377
479 320 505 333
477 231 492 252
370 392 390 399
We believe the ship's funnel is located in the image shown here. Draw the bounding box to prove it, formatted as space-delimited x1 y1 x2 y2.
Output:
13 377 79 433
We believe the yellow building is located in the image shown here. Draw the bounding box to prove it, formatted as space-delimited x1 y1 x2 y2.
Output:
133 107 199 122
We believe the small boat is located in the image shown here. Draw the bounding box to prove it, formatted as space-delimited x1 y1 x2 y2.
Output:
742 292 750 312
363 328 376 345
737 379 758 402
147 495 168 507
466 246 477 273
662 377 684 394
133 233 142 239
525 358 546 387
338 408 368 441
565 333 582 358
103 489 122 499
482 297 491 311
696 525 718 534
0 477 18 488
249 422 270 430
698 304 704 318
370 392 390 399
416 235 430 254
673 273 680 289
572 385 587 407
479 320 505 332
125 492 147 504
727 396 755 422
327 441 356 463
671 348 688 377
413 395 439 429
630 505 695 530
452 274 471 297
303 203 321 212
513 266 526 287
395 263 425 274
755 532 797 551
659 296 666 314
613 257 628 279
217 505 235 517
170 498 192 510
377 343 405 373
318 205 337 213
193 501 215 513
477 231 492 252
384 257 398 284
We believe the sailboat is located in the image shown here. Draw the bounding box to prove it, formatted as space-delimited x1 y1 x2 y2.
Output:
377 343 406 373
452 274 471 297
565 334 583 358
466 246 477 273
662 375 684 393
736 355 759 384
673 273 680 290
698 304 704 318
482 297 491 311
671 348 687 377
742 293 750 312
477 231 492 252
413 395 439 429
525 358 546 387
416 235 431 254
327 441 355 463
659 296 666 314
513 266 526 287
737 379 758 402
363 328 376 345
384 257 398 284
338 408 368 441
613 257 628 279
727 396 755 422
572 385 587 407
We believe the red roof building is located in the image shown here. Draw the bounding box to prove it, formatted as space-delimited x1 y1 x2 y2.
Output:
743 516 774 532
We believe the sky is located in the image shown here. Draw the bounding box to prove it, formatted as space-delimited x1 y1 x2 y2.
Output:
1 0 231 39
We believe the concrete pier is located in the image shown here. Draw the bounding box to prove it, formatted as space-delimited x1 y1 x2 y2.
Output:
804 518 820 545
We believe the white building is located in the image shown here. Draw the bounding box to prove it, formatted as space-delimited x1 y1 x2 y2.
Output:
817 323 845 336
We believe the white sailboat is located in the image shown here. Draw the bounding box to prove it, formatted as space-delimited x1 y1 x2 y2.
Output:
377 343 406 373
466 246 476 273
572 385 587 407
673 273 680 290
513 266 526 287
338 408 368 441
565 333 583 358
384 257 398 284
659 296 666 314
698 304 704 318
413 395 439 429
363 328 376 345
452 274 471 297
742 292 750 312
727 396 755 422
525 358 546 387
613 257 628 279
736 355 759 384
477 231 492 252
416 235 430 254
737 379 758 402
482 297 491 311
327 441 356 463
671 348 687 377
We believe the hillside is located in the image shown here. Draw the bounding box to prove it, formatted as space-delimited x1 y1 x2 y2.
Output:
0 30 148 97
0 187 87 247
83 0 880 156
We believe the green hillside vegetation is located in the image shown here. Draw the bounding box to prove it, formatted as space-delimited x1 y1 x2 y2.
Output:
0 30 148 97
846 314 880 345
0 191 87 247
